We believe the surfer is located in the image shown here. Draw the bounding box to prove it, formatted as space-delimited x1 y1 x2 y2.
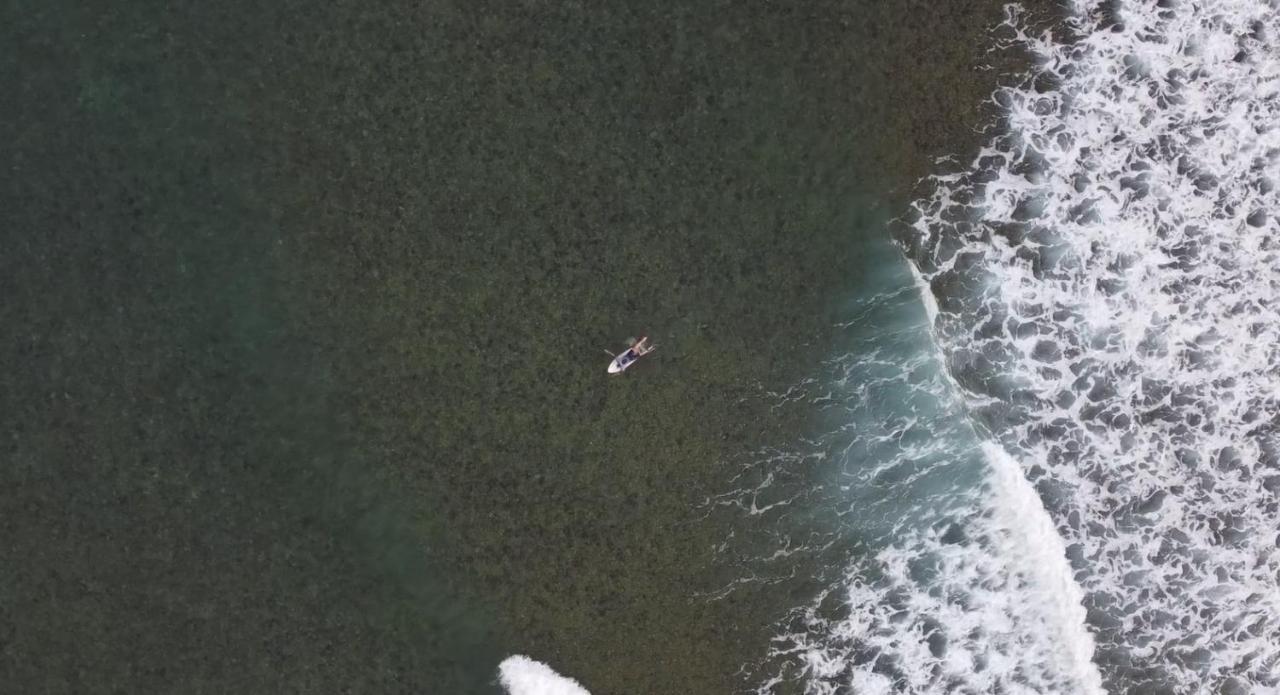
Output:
607 335 655 374
625 335 651 359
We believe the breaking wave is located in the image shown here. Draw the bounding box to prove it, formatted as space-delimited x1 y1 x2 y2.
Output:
709 245 1104 693
720 0 1280 692
902 0 1280 691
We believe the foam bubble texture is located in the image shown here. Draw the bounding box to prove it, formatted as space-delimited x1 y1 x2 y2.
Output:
903 0 1280 690
710 256 1104 693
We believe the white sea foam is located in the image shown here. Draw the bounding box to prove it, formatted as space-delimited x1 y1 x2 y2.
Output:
723 0 1280 692
497 656 592 695
902 0 1280 690
982 442 1102 693
713 249 1104 693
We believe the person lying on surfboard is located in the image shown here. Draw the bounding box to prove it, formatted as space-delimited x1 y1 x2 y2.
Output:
607 335 656 373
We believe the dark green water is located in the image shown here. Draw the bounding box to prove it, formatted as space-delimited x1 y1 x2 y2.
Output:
1 1 1044 692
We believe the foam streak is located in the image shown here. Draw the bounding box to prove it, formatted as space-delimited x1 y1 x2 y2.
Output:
904 0 1280 690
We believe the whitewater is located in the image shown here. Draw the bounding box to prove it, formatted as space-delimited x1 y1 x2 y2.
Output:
713 0 1280 693
497 656 592 695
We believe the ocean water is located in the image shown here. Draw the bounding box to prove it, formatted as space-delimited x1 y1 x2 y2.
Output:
12 0 1276 692
4 1 1026 692
716 1 1280 693
711 237 1103 694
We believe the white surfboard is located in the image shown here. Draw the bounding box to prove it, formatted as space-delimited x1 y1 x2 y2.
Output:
606 342 655 374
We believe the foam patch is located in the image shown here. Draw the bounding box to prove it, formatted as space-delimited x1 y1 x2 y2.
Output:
497 656 592 695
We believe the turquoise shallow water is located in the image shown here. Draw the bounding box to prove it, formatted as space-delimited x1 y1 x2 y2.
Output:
702 236 993 684
1 1 1052 692
707 234 1103 692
